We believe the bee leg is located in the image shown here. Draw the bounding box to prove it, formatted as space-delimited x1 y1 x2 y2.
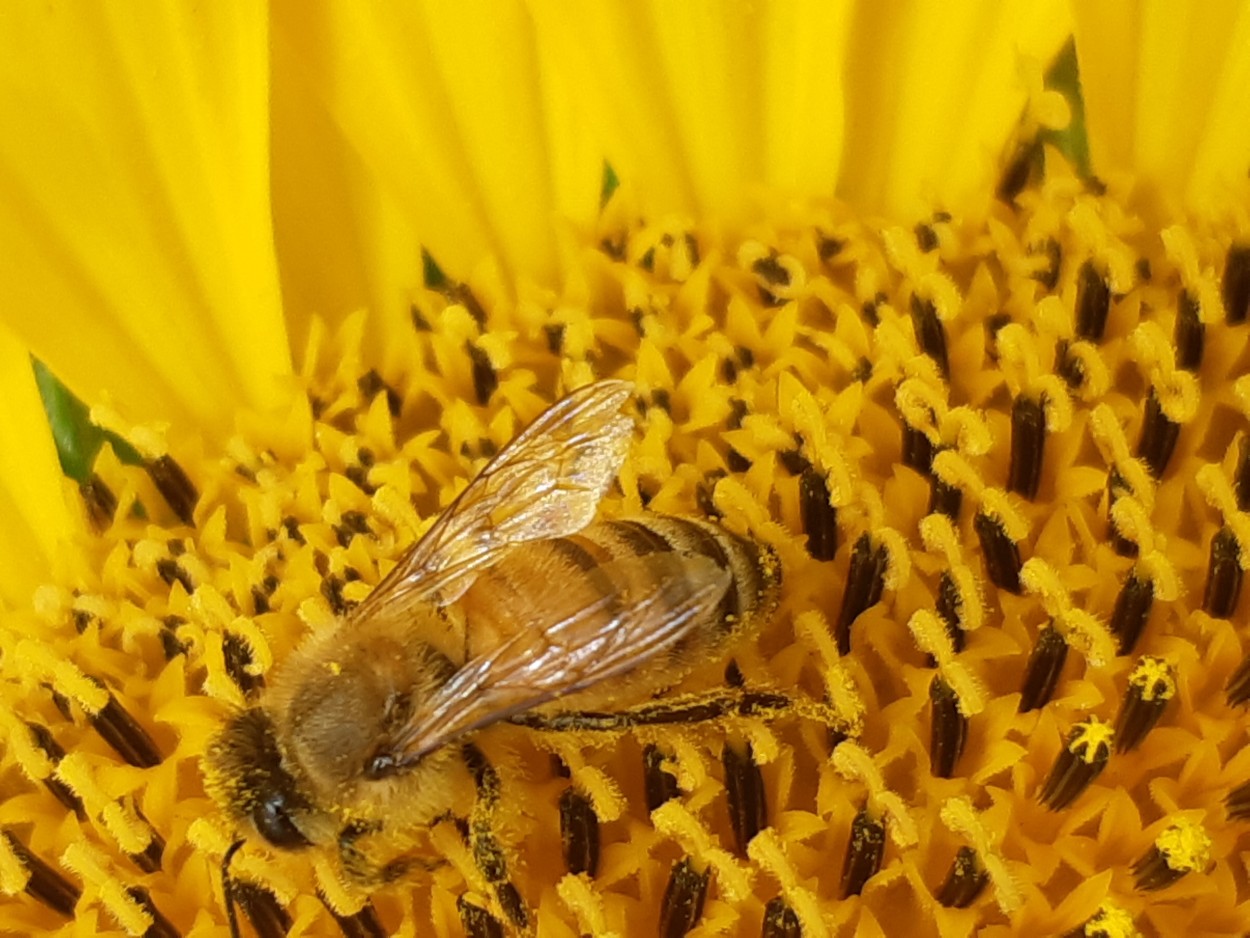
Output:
509 686 796 733
335 820 440 887
461 742 529 931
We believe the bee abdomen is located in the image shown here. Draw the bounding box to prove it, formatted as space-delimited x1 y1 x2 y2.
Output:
597 517 779 633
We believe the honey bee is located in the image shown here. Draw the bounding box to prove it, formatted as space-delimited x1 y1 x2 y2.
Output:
205 379 780 930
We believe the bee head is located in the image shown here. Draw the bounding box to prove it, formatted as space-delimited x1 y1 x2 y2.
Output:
206 707 314 850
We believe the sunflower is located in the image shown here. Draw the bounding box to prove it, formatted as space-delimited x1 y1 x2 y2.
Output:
1 3 1249 937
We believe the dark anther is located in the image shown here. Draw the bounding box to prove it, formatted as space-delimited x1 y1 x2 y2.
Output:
559 788 600 877
726 448 752 473
79 474 118 531
467 344 498 405
935 573 966 654
726 398 749 431
799 467 838 562
1227 780 1250 820
1038 718 1113 810
543 322 565 354
761 897 801 938
24 722 84 817
1067 905 1138 938
909 294 950 378
973 512 1023 594
1235 438 1250 511
1136 390 1180 480
1115 656 1175 753
281 516 305 544
2 829 80 916
1131 843 1191 892
223 630 264 698
457 897 503 938
145 454 198 525
695 469 726 520
997 137 1042 204
834 533 889 655
495 883 527 930
334 510 372 549
1056 338 1085 390
929 675 967 779
914 222 939 253
1008 395 1047 500
355 369 402 417
1018 625 1068 713
860 296 882 326
127 802 166 872
1225 652 1250 707
324 898 387 938
722 742 766 855
1223 244 1250 324
250 586 270 615
1174 290 1204 372
155 558 194 594
935 846 988 908
985 312 1013 363
839 805 885 898
818 235 845 262
901 424 934 474
752 254 790 306
1106 468 1139 558
724 659 745 688
1110 572 1155 656
1074 260 1112 341
928 469 963 520
1202 526 1242 619
344 464 376 496
721 356 740 384
410 303 433 331
778 447 811 476
1030 238 1062 291
1136 257 1152 281
126 886 181 938
659 857 710 938
643 745 680 813
853 357 872 383
91 688 163 768
321 575 352 616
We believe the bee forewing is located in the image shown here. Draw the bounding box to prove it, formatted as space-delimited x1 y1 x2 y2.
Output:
352 380 635 621
378 551 732 766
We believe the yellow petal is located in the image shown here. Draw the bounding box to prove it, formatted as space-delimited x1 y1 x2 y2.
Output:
1074 0 1250 216
272 0 601 289
531 0 853 220
0 3 290 437
270 35 424 356
839 0 1070 220
0 330 77 605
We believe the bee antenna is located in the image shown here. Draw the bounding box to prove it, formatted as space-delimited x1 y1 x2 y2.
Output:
222 837 245 938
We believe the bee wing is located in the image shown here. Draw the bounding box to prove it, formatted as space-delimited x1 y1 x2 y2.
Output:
352 380 635 620
375 552 732 768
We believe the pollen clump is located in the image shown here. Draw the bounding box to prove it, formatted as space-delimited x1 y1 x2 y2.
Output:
2 148 1250 938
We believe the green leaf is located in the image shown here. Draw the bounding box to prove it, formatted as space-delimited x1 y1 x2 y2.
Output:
33 359 139 482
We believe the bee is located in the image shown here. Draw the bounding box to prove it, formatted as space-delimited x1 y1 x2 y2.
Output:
205 379 781 930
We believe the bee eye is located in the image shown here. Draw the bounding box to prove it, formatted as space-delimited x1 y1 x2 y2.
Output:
252 790 312 849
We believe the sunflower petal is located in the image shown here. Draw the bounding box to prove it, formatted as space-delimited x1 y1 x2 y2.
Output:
1074 1 1250 215
0 332 77 605
531 0 853 220
273 0 601 289
839 0 1070 219
0 3 290 435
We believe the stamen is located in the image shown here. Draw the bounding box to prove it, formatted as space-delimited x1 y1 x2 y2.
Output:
928 676 968 779
1173 290 1204 372
973 510 1023 594
909 295 951 378
146 453 199 525
467 343 498 405
457 895 504 938
747 829 826 938
1074 260 1111 341
556 874 614 938
1038 717 1114 810
939 797 1020 913
1226 779 1250 820
658 857 710 938
1203 527 1243 618
558 787 599 877
78 473 118 531
60 841 159 935
1110 572 1154 656
761 896 801 938
1223 244 1250 324
323 897 387 938
1018 625 1067 713
722 741 766 855
934 846 988 908
643 744 681 813
227 879 291 938
799 467 838 561
1 829 80 917
1008 395 1046 500
1115 657 1175 753
1132 819 1211 891
839 806 885 898
1224 652 1250 707
1066 901 1138 938
835 532 889 654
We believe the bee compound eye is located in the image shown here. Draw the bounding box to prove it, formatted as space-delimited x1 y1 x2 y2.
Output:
252 790 312 849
